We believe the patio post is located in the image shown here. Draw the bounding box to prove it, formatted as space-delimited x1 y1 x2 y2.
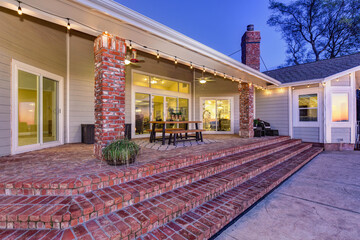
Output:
238 82 254 138
94 33 126 159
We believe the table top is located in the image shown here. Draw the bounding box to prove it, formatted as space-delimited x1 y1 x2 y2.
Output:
149 120 202 124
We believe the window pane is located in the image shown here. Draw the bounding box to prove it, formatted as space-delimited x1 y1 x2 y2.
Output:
203 100 216 131
299 94 317 108
179 82 190 93
18 70 39 146
179 98 189 129
217 100 231 131
151 77 178 92
166 97 177 128
133 73 149 88
152 95 164 121
299 109 318 122
43 78 58 143
332 93 349 122
135 93 150 135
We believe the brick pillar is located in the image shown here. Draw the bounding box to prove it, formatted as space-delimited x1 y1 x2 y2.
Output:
241 24 261 71
239 82 254 138
94 33 126 159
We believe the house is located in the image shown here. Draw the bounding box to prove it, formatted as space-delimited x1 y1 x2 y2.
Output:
259 53 360 150
0 0 281 158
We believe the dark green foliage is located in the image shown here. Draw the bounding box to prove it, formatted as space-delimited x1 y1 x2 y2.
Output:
268 0 360 66
102 139 140 166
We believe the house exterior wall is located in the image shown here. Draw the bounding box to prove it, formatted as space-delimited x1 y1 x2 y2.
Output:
331 127 351 143
69 32 95 143
194 73 240 134
255 88 289 136
293 127 320 142
0 7 67 156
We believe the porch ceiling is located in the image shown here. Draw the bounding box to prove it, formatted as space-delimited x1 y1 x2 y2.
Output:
0 0 280 87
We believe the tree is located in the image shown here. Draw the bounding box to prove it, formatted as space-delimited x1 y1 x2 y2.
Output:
268 0 360 66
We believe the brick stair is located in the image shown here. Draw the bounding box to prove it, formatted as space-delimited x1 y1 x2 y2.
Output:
0 138 323 240
0 137 289 196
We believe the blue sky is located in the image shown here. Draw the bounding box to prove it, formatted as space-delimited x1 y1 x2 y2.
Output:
114 0 287 71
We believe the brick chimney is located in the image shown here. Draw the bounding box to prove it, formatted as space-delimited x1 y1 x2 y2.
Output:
241 24 261 71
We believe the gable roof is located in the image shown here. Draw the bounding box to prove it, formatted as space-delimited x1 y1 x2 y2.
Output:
263 52 360 84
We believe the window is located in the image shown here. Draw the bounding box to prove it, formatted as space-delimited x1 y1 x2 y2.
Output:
133 72 190 93
202 99 231 132
298 94 318 122
135 93 150 135
332 93 349 122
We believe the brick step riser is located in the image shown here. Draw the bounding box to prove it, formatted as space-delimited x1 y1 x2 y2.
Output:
0 137 290 196
140 147 323 240
75 144 313 239
0 140 301 230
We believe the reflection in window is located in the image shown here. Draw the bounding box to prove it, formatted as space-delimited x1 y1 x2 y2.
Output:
298 94 318 122
332 93 349 122
135 93 150 135
133 73 149 88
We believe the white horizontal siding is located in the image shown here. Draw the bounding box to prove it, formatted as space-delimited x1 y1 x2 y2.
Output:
255 89 289 136
293 127 320 142
331 127 351 143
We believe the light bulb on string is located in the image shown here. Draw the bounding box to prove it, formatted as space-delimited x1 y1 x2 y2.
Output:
174 56 178 64
17 1 22 15
129 40 132 50
156 50 160 59
223 73 226 79
190 62 193 69
202 66 205 73
214 69 217 76
66 18 71 30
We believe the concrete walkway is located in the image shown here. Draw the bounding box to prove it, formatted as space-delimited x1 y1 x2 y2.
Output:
215 151 360 240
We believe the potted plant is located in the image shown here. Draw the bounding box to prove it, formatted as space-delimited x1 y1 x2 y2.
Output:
102 139 140 166
254 118 261 128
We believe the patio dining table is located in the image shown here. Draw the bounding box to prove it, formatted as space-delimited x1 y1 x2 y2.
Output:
149 120 202 145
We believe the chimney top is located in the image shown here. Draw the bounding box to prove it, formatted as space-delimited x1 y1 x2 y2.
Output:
247 24 254 31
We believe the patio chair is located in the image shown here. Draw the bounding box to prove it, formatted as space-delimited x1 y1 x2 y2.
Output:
262 121 279 136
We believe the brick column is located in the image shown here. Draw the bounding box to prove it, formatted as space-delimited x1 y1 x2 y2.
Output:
239 82 254 138
94 33 126 159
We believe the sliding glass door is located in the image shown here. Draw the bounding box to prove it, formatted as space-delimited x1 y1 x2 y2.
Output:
202 98 232 133
13 61 63 154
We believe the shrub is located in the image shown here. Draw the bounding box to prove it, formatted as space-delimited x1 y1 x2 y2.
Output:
102 139 140 166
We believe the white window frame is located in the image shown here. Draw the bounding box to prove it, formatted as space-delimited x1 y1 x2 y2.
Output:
131 69 192 138
11 60 64 154
293 88 322 127
200 97 234 134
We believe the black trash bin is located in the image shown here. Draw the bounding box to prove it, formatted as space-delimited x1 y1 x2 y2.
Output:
81 124 95 144
125 124 131 140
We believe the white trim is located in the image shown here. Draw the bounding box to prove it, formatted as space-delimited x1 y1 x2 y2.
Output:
199 97 234 134
11 60 64 155
292 88 322 128
131 69 192 138
288 87 293 138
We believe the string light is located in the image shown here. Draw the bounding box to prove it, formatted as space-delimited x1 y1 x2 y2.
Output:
231 76 234 82
17 1 22 15
66 18 71 30
12 0 261 87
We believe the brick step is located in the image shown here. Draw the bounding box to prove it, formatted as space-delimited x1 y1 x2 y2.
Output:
0 143 313 239
139 147 323 240
0 136 290 196
0 139 301 230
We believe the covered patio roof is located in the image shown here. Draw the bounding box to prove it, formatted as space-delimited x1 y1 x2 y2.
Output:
0 0 280 87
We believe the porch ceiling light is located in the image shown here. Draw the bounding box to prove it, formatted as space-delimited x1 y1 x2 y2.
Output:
124 59 131 65
199 79 207 84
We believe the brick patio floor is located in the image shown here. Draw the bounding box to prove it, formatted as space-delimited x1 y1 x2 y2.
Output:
0 135 281 195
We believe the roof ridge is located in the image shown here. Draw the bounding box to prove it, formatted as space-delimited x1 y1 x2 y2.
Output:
264 51 360 73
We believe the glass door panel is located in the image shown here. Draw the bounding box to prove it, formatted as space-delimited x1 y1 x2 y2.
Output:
18 70 39 146
179 98 189 129
152 95 164 121
135 93 150 135
43 78 58 143
166 97 177 128
203 100 216 131
217 100 231 131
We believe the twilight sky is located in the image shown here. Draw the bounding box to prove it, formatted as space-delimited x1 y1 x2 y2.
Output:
114 0 288 71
